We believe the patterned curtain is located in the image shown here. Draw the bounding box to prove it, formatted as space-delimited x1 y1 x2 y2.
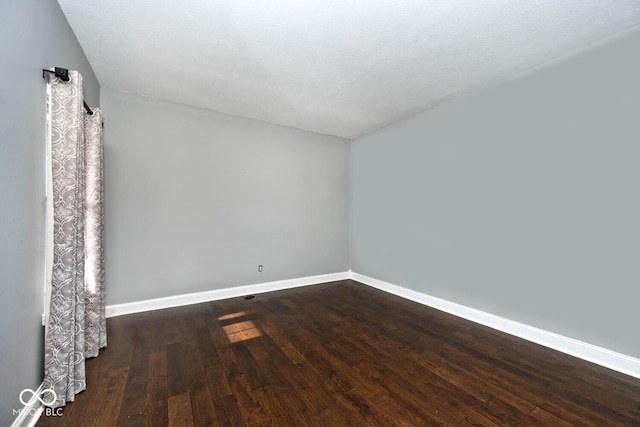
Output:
44 70 106 408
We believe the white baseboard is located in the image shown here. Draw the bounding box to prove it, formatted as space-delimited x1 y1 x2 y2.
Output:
349 271 640 380
11 383 44 427
105 272 350 318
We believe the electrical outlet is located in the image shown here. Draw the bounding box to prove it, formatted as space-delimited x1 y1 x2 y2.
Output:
258 265 263 272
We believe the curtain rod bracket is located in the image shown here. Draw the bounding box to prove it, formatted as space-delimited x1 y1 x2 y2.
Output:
42 67 69 82
42 67 94 115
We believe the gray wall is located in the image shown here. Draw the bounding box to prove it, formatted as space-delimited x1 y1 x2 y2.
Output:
101 88 349 305
351 25 640 359
0 1 99 425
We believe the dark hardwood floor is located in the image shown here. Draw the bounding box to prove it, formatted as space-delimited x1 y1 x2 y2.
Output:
37 280 640 426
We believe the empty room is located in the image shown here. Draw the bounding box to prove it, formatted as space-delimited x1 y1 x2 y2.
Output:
2 1 640 426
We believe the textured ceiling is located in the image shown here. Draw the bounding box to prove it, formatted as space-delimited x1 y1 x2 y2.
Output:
58 1 640 139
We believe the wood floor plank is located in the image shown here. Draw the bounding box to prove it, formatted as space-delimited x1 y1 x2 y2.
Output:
197 325 233 401
36 280 640 426
212 395 245 427
182 336 219 426
91 366 129 427
482 397 539 427
373 395 443 426
529 406 578 427
226 373 270 427
144 349 168 427
118 342 150 421
167 392 194 427
252 386 297 426
166 343 187 397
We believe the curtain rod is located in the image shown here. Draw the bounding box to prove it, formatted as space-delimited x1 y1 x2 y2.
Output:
42 67 94 115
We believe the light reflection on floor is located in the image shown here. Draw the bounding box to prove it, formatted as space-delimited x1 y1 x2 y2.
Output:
218 311 247 321
219 312 263 343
